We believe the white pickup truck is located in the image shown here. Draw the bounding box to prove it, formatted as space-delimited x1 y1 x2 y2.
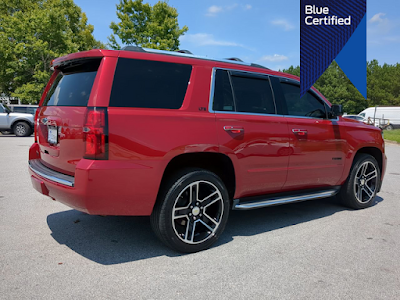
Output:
0 103 34 137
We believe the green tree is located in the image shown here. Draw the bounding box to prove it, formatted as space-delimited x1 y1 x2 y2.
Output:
283 60 400 114
0 0 104 104
108 0 188 50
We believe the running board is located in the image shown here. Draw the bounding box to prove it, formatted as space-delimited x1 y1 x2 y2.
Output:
232 188 340 210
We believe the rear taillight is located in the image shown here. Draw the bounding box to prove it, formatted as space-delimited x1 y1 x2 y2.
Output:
34 108 40 143
83 107 108 160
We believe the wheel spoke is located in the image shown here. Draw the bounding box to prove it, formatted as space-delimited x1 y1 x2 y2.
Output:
184 220 194 242
190 182 199 204
203 212 218 226
362 188 372 202
189 184 193 203
364 184 374 198
189 221 196 243
360 163 367 176
200 192 221 208
173 207 191 219
365 170 377 182
357 185 362 201
198 219 214 232
199 191 218 205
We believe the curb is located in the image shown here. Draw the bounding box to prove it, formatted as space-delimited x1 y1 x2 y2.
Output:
384 139 399 145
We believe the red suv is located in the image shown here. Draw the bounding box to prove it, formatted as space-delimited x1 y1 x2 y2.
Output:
29 47 387 252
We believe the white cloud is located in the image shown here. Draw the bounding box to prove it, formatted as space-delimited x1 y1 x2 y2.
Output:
367 13 399 46
259 54 289 62
271 19 295 31
369 13 386 23
207 5 223 16
180 33 245 48
206 3 250 16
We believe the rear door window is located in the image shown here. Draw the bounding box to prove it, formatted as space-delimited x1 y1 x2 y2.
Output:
110 58 192 109
212 70 235 112
212 70 276 115
230 74 276 114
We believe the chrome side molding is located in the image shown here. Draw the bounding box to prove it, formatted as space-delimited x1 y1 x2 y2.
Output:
232 188 339 210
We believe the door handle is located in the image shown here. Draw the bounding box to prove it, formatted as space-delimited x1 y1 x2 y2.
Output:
224 126 244 134
292 129 308 136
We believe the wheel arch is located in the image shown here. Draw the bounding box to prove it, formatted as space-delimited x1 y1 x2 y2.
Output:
354 146 383 175
159 152 236 201
11 118 34 129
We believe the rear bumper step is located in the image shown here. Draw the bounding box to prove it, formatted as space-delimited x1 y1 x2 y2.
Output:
29 159 75 187
232 187 340 210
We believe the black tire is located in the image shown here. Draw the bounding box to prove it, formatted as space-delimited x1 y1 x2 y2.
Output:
13 122 31 137
386 124 394 131
151 168 230 253
338 154 380 209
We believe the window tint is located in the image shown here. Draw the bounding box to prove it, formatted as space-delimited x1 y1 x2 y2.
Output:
212 70 234 111
43 71 97 107
230 75 276 114
0 105 4 113
110 58 192 109
43 60 100 107
281 83 327 118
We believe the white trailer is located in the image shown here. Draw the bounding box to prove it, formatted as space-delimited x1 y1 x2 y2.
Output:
358 106 400 130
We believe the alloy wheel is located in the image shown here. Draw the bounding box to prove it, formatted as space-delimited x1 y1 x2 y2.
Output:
172 180 224 244
353 161 378 203
15 124 26 136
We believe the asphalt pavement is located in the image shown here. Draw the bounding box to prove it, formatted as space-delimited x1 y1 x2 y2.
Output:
0 135 399 299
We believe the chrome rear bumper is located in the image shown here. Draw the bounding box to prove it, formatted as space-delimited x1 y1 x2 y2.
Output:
29 160 75 187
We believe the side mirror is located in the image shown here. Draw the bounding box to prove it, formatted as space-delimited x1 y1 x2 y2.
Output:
329 104 343 118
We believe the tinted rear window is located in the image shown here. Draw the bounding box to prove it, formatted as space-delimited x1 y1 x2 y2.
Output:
109 58 192 109
43 60 100 107
230 74 276 114
212 69 235 112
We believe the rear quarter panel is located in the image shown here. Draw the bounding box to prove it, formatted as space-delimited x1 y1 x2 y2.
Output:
107 64 218 210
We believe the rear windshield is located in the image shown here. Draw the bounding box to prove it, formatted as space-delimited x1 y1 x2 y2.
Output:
43 59 100 107
109 58 192 109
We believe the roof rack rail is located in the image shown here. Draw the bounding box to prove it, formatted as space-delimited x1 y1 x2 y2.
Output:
250 63 269 70
225 57 243 62
175 50 193 54
121 46 146 52
119 46 271 69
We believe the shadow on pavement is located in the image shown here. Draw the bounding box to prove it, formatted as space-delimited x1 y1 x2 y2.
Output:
47 196 383 265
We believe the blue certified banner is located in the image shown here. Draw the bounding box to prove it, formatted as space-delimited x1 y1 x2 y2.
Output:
300 0 367 98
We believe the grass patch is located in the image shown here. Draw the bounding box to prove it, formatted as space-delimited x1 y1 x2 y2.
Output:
384 129 400 143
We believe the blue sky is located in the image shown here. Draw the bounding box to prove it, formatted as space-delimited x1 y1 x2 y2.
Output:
75 0 400 70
